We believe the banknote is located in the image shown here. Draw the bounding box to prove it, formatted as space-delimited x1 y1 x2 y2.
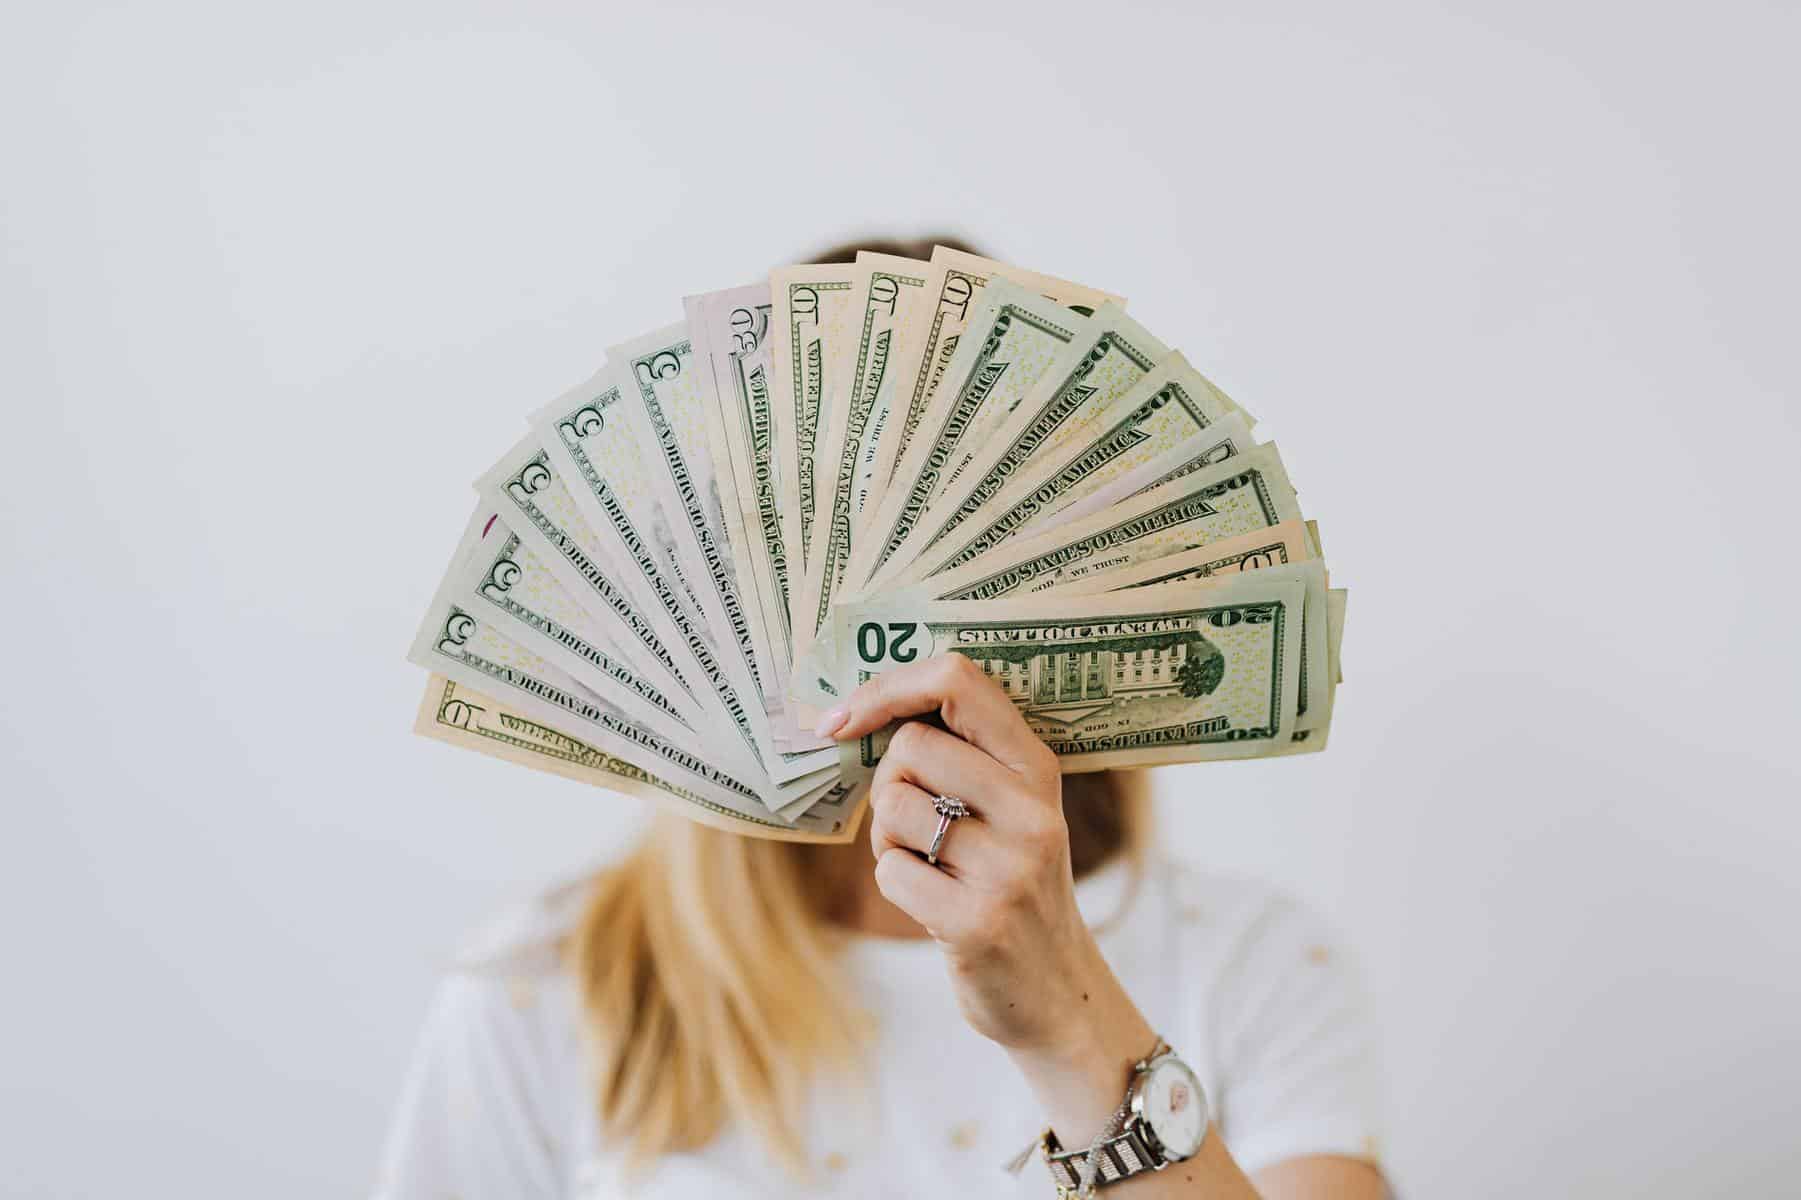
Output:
527 372 832 793
476 429 808 807
1312 587 1347 738
844 252 934 520
793 408 1250 710
1329 588 1346 685
793 254 931 705
795 258 1132 704
768 265 861 579
447 503 849 797
1305 520 1326 562
832 570 1306 787
878 309 1175 589
504 400 755 763
1041 522 1327 734
452 505 703 740
611 325 770 699
900 354 1247 581
684 288 798 721
1119 557 1328 740
1045 520 1315 597
845 278 1094 597
474 432 702 710
409 553 782 821
610 325 835 778
1069 557 1327 738
1276 587 1346 754
409 253 1350 832
444 500 844 825
685 285 829 751
861 246 1123 520
1052 412 1254 529
413 676 862 841
935 307 1170 500
898 442 1302 604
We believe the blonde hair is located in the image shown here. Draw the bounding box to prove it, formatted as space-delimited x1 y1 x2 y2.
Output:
564 770 1150 1176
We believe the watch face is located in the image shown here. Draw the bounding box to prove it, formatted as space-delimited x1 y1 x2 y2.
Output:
1141 1058 1207 1159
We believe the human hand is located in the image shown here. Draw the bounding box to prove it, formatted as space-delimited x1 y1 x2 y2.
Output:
818 654 1151 1060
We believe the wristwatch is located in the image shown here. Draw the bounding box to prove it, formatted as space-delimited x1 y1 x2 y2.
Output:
1042 1048 1209 1191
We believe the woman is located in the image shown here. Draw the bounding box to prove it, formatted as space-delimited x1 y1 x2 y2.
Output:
378 653 1387 1197
379 238 1387 1197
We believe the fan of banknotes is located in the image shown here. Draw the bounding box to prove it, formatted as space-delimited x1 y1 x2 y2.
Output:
408 247 1346 843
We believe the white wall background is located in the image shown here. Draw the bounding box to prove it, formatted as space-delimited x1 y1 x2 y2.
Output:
3 2 1797 1195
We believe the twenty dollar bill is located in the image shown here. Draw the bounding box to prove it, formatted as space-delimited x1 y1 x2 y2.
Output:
832 571 1307 787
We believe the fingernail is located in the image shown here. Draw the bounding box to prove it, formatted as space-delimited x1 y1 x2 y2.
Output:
813 707 850 738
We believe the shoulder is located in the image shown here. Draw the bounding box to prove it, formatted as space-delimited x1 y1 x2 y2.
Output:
408 874 597 1081
377 877 601 1198
1114 857 1374 1073
448 871 596 975
1098 856 1368 1059
1129 861 1381 1172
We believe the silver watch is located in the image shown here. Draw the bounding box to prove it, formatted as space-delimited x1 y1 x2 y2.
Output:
1043 1050 1209 1190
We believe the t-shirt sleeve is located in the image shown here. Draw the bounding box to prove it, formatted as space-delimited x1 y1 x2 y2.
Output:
1207 892 1383 1176
373 971 570 1200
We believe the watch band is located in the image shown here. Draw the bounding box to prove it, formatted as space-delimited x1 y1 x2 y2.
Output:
1043 1127 1161 1190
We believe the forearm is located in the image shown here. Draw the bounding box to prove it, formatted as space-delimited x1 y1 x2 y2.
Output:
827 661 1384 1198
1004 950 1260 1198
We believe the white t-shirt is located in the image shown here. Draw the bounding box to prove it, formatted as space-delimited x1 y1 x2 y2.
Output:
375 857 1381 1198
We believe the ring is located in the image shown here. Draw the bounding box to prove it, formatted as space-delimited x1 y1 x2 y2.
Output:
927 794 971 865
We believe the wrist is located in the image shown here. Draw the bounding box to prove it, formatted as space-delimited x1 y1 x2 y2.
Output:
1005 974 1156 1146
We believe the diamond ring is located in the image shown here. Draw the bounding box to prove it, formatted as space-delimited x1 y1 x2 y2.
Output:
927 794 971 865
